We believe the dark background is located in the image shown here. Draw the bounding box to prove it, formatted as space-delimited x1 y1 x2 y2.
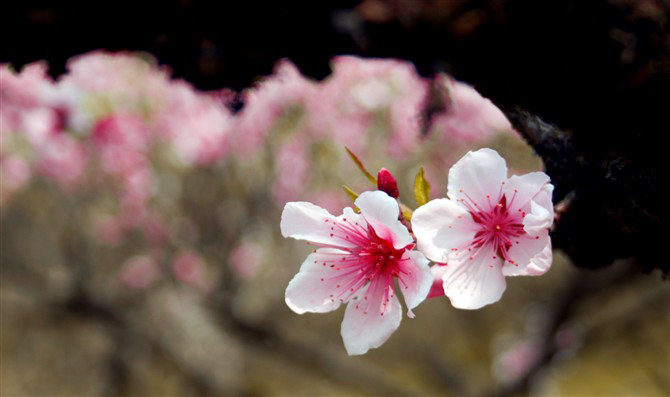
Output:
2 0 669 272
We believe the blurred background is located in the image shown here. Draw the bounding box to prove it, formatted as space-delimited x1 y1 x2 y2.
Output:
1 1 669 396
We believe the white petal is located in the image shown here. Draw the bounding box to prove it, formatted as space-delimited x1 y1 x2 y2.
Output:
285 248 361 314
526 243 553 276
502 232 552 276
355 190 412 249
447 148 507 210
523 200 553 235
397 250 433 314
281 201 356 248
341 291 402 355
411 198 477 263
442 245 506 310
503 172 550 212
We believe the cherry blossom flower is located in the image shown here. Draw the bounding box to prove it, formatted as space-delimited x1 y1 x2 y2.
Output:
281 190 432 355
412 148 554 309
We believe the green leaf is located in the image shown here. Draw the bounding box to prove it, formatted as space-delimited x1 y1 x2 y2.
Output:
345 147 377 185
342 185 359 201
414 167 431 207
399 202 414 222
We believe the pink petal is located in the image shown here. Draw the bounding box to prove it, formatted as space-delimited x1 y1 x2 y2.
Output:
396 250 433 315
280 202 357 248
427 264 448 298
340 289 402 355
285 248 361 314
411 198 477 263
355 191 412 249
442 244 506 310
447 148 507 210
502 231 552 277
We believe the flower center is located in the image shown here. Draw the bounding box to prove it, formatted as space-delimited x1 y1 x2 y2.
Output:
471 196 526 262
315 217 412 315
361 226 406 274
455 187 529 266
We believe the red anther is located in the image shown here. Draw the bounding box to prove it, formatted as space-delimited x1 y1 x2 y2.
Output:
377 168 399 198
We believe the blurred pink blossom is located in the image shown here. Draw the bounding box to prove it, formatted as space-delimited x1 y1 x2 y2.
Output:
431 75 514 143
92 114 149 151
36 134 88 189
319 56 428 157
495 340 541 382
1 154 32 192
306 190 350 215
59 51 173 116
234 60 318 155
272 140 310 203
1 63 64 143
142 212 171 247
229 241 262 279
118 255 160 289
156 82 235 166
92 114 149 176
93 215 125 246
172 250 208 289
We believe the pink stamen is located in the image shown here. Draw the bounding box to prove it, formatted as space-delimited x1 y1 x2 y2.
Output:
454 191 527 266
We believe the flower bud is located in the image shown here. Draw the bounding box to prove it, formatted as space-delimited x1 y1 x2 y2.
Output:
377 168 399 198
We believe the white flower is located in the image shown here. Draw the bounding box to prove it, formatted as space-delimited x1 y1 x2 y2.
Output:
412 148 554 309
281 191 432 355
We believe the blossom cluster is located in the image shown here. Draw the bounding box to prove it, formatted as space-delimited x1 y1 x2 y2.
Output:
1 51 548 356
282 149 554 354
2 51 514 201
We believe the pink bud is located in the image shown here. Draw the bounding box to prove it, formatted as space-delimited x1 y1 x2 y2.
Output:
377 168 399 198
